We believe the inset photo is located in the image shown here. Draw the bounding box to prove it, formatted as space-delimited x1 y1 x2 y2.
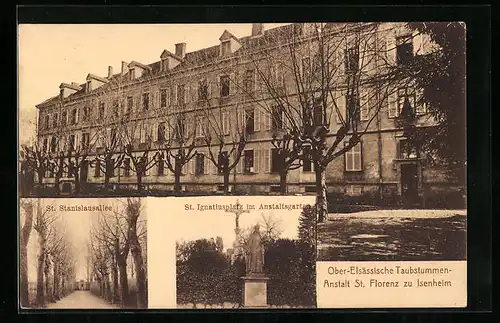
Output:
148 196 316 309
19 198 148 309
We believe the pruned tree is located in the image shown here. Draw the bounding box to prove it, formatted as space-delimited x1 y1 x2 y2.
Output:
21 145 50 195
125 198 147 308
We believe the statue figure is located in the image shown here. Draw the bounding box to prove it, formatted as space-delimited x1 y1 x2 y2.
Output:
245 224 265 275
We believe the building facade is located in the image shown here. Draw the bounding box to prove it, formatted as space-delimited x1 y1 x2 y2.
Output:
34 22 458 201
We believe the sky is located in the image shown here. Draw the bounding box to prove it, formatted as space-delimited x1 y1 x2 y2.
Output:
17 23 291 145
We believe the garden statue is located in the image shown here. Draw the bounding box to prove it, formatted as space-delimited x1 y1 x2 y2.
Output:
246 224 265 275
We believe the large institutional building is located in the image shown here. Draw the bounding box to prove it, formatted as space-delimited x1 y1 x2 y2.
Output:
34 22 457 201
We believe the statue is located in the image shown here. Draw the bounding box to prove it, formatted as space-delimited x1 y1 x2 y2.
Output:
245 224 265 275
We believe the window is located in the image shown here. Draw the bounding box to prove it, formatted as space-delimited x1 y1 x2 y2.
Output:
126 97 133 115
396 35 414 65
347 92 360 121
243 69 255 93
175 115 185 139
397 88 416 117
94 160 101 177
345 46 360 73
99 102 105 119
161 59 168 71
218 151 228 174
346 185 362 196
50 137 57 153
220 75 230 97
123 158 131 176
303 151 313 172
86 81 92 92
177 84 186 105
221 40 231 56
44 115 50 129
69 134 76 151
273 63 285 89
160 89 167 107
81 133 90 149
157 155 165 176
61 111 67 126
271 148 282 173
399 139 418 159
42 138 48 153
243 150 254 173
195 154 205 176
198 80 208 101
83 106 90 121
113 100 119 117
345 142 362 172
313 98 323 126
272 105 283 129
195 116 205 138
157 122 166 142
71 109 78 124
245 109 255 134
53 113 58 128
129 68 136 80
142 93 150 111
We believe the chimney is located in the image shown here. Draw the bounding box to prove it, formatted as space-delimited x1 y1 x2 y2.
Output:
252 23 264 37
175 43 186 59
107 66 113 79
121 61 129 75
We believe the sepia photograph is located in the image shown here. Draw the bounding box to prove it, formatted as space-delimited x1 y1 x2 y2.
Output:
147 196 316 309
19 198 148 309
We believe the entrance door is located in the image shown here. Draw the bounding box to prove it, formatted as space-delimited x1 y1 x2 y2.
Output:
401 163 419 204
80 160 89 183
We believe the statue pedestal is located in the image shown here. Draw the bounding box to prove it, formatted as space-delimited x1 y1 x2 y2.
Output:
241 275 270 308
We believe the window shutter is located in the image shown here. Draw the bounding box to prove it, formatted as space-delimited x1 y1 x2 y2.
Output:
172 86 178 106
184 84 190 103
75 108 79 124
336 92 347 124
185 116 192 138
254 149 260 173
203 154 209 175
229 72 236 95
254 108 260 132
388 92 398 118
223 110 230 135
386 35 397 65
265 111 272 130
264 149 270 173
236 155 243 174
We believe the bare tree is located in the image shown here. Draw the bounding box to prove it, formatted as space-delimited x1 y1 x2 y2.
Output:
243 23 416 221
19 198 35 307
22 145 50 195
32 200 59 307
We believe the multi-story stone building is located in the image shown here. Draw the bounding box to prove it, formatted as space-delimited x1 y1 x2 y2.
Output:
34 22 458 202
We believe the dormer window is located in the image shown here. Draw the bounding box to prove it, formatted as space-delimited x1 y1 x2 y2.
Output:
161 59 169 72
86 80 92 92
129 68 136 80
221 40 231 56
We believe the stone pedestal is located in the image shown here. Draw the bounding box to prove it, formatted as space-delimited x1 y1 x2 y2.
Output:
241 275 270 308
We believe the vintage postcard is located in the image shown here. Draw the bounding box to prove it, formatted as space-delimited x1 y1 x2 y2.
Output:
18 22 466 309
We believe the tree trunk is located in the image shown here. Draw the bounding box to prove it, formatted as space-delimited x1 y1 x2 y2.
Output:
279 170 288 195
111 261 119 304
36 249 46 306
20 202 34 308
174 162 181 195
129 228 147 308
117 259 129 307
315 166 328 223
223 168 230 195
44 258 51 303
36 169 45 195
73 168 81 195
53 261 60 300
137 174 143 193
